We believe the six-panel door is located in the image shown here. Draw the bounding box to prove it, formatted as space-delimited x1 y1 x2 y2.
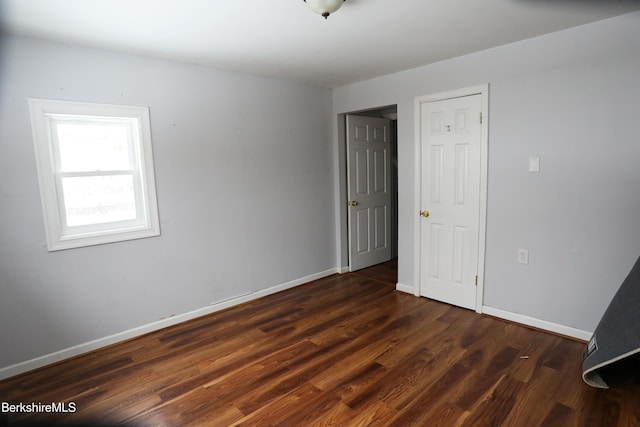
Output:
419 95 482 310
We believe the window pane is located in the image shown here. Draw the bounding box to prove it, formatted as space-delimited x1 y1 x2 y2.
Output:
56 122 133 172
62 175 137 227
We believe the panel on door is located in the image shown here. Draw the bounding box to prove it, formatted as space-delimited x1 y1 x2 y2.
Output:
420 95 482 310
347 115 392 271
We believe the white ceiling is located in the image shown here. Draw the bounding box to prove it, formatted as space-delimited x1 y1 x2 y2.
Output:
2 0 639 88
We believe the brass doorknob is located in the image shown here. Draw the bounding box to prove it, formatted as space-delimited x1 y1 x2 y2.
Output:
420 210 430 218
349 200 359 207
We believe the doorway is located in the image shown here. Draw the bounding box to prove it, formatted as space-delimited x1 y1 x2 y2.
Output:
338 105 398 275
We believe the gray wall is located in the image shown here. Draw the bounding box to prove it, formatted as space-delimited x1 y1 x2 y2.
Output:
332 12 640 333
0 36 335 369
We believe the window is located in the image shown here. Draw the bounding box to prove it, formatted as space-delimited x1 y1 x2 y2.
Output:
29 98 160 251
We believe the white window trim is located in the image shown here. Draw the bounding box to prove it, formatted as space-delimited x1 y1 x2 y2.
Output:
29 98 160 251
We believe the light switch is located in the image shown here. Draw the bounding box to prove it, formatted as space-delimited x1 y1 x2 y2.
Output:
518 249 529 264
529 157 540 173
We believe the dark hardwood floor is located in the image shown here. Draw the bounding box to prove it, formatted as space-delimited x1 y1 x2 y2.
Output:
1 260 639 426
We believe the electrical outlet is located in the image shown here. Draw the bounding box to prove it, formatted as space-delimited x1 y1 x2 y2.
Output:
518 249 529 264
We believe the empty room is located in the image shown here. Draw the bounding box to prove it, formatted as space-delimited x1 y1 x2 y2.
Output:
1 1 640 425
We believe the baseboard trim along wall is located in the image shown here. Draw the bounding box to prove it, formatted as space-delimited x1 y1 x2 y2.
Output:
395 283 414 294
2 271 593 380
395 283 592 341
482 306 593 342
0 267 340 381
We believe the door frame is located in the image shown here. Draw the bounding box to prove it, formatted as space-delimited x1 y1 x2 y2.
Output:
337 106 398 273
413 84 489 313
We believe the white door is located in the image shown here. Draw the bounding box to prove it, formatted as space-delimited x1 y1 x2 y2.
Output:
347 115 392 271
419 95 482 310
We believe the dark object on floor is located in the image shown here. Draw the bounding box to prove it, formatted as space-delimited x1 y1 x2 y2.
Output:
582 256 640 388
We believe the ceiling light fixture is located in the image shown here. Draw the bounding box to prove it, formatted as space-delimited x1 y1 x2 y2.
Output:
303 0 346 19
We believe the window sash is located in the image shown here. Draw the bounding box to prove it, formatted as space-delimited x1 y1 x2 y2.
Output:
50 116 139 173
55 170 148 236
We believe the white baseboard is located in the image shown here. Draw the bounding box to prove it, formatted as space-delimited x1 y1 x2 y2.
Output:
0 267 339 381
396 282 414 294
482 305 593 342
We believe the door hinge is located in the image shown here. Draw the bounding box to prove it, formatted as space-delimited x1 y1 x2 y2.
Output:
475 275 478 286
480 112 483 124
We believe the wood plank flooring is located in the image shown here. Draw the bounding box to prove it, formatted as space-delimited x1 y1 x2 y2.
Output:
1 260 639 426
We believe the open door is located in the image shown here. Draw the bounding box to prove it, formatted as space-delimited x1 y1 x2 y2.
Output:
346 115 392 271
